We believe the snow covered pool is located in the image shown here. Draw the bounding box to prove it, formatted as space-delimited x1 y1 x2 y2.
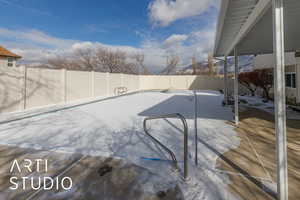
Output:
0 90 241 200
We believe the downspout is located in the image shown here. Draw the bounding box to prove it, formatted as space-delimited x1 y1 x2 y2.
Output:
295 52 300 103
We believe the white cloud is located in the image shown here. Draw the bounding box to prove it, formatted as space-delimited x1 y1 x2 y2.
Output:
0 28 137 62
148 0 218 26
163 34 188 47
11 48 60 62
0 28 76 49
1 26 216 73
71 42 99 50
140 24 216 72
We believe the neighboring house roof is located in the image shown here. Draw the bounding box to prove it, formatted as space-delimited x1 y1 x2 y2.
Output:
0 46 22 59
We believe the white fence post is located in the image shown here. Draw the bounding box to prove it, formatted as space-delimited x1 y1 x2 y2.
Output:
91 70 95 98
19 65 27 111
61 68 67 103
121 73 124 87
106 72 110 96
138 75 141 91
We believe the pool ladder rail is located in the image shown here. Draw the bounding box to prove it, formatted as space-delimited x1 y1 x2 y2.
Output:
143 113 189 179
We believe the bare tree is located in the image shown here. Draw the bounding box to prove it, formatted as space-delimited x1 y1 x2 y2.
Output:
94 48 139 74
208 54 215 76
75 48 97 71
238 69 273 100
238 71 258 96
95 48 125 73
192 56 197 75
132 53 151 75
132 53 143 75
46 47 139 74
47 56 82 70
123 62 139 74
161 55 180 75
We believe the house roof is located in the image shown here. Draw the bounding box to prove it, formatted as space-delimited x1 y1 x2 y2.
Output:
0 46 22 59
214 0 300 57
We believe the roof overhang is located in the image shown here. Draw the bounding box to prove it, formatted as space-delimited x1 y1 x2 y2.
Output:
0 55 22 59
214 0 300 57
0 46 22 59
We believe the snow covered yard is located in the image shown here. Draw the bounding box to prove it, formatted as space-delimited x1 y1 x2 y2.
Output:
239 95 300 120
0 90 241 200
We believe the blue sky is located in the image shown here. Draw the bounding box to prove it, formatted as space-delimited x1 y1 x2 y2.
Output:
0 0 219 72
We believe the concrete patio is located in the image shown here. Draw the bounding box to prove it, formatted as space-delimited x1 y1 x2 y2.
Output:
217 107 300 200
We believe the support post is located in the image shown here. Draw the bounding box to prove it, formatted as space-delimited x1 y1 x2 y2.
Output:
23 66 27 110
273 0 288 199
224 56 228 105
234 47 239 125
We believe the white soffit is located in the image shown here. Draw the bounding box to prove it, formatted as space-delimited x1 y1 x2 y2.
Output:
214 0 300 57
253 52 296 69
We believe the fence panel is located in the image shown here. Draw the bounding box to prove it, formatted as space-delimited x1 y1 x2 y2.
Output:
123 74 139 92
139 75 171 90
0 67 23 113
1 67 250 114
26 68 63 109
170 76 188 89
108 73 122 95
94 72 108 97
66 70 92 102
139 75 155 90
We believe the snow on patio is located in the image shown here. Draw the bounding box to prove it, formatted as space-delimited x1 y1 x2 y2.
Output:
0 90 241 200
239 95 300 120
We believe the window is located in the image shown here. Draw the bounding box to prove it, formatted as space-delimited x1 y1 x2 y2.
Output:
285 72 296 88
7 58 14 67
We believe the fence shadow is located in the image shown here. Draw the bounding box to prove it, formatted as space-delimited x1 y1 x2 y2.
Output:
0 68 59 113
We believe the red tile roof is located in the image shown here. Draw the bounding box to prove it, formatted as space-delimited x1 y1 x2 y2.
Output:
0 46 22 59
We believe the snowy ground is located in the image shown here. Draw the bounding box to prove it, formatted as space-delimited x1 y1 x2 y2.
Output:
239 95 300 120
0 90 241 200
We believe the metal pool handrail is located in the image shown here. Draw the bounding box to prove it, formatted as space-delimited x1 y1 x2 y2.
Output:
143 113 188 179
193 90 198 166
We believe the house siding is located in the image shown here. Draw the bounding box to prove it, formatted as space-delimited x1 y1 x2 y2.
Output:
0 57 6 68
0 57 17 68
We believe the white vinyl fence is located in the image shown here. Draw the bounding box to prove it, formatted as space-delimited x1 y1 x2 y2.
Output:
0 66 240 114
